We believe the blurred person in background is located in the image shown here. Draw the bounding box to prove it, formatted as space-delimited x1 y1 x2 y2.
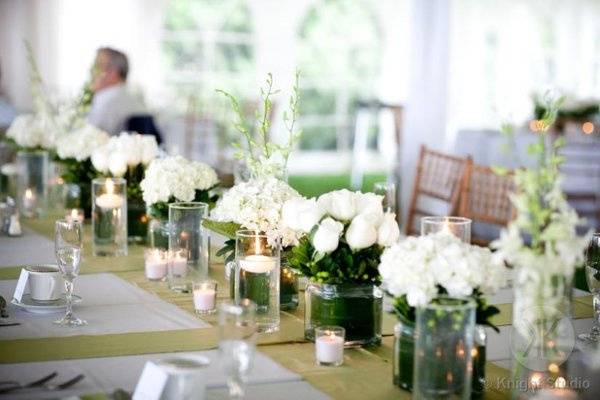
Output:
0 64 17 134
87 47 145 135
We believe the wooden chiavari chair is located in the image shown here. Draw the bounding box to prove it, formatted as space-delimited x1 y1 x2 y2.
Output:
405 145 471 235
459 163 515 246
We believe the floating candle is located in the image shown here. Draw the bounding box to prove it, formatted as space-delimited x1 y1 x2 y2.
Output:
95 179 124 209
239 254 277 273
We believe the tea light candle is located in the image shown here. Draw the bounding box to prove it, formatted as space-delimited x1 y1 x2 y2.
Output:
145 249 168 281
239 254 277 273
193 281 217 314
315 326 345 366
95 179 124 209
170 251 188 276
66 208 85 224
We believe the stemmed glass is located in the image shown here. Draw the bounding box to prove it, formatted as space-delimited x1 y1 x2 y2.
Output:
218 299 257 398
373 181 397 214
580 232 600 342
54 219 86 326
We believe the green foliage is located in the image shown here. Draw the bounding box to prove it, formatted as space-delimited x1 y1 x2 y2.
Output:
148 187 220 220
391 291 500 331
202 219 241 240
215 238 236 264
287 235 383 285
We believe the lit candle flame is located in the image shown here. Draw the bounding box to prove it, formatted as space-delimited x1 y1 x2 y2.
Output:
25 188 33 199
555 377 566 389
71 209 78 220
530 373 543 389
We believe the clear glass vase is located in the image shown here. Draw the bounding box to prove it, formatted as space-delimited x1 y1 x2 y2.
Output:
393 318 415 390
280 264 299 311
511 268 573 398
16 150 49 218
168 202 210 292
305 283 383 347
127 201 148 244
472 325 487 398
92 177 128 257
233 230 280 333
148 216 170 250
413 296 475 400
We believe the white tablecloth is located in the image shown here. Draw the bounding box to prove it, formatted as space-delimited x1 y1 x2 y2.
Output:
0 227 55 268
0 273 208 339
0 350 329 400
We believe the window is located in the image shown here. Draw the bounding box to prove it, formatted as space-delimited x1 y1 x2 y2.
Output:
297 0 382 151
162 0 255 111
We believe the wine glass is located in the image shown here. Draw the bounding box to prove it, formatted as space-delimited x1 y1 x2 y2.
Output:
218 299 257 398
54 219 86 326
580 233 600 342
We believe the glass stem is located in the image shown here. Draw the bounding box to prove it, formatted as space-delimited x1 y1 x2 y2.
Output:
227 374 245 399
65 279 74 319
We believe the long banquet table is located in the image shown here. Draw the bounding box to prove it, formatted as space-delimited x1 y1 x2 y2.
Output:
0 217 596 399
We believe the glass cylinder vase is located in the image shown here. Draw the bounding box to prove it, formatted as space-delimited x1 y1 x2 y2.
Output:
305 283 383 347
280 264 299 311
92 178 128 257
413 297 475 400
511 268 573 398
233 230 280 333
393 318 415 390
127 201 148 244
148 216 170 250
167 202 210 292
16 150 48 218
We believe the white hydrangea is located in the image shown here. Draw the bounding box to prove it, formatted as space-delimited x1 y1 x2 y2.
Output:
6 114 55 150
211 177 301 247
91 132 159 176
379 232 508 307
55 123 110 161
140 155 218 206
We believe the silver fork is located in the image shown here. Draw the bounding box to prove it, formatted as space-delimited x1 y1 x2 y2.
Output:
0 373 83 394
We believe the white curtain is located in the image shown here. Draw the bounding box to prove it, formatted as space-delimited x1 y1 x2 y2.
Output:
400 0 451 227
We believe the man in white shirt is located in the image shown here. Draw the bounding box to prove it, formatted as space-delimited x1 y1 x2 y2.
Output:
87 47 144 135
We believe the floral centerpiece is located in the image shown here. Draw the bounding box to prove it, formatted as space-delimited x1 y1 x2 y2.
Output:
140 155 219 248
492 95 589 395
378 231 507 392
204 72 303 310
91 132 159 240
285 189 400 347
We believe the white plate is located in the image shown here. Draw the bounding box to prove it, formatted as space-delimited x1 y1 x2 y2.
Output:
11 294 83 314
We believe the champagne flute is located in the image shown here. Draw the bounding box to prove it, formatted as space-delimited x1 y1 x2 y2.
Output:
54 219 86 326
580 232 600 342
218 299 257 398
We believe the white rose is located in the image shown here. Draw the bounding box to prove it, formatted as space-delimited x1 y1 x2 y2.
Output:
108 153 128 177
282 198 324 233
312 217 344 253
320 189 356 221
346 214 378 250
91 148 109 173
140 135 158 164
355 192 384 225
377 213 400 246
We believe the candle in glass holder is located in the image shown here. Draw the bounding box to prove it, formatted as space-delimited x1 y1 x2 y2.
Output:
170 251 188 276
531 377 577 400
23 188 36 215
66 208 85 224
315 326 345 366
145 249 168 281
193 280 217 314
420 216 472 243
95 179 124 209
280 265 299 310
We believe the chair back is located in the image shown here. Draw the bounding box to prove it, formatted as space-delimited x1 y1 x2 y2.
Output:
406 145 471 235
459 163 515 245
125 114 163 145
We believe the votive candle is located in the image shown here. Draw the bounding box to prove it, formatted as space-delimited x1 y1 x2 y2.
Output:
193 280 217 315
66 208 85 224
315 326 345 366
145 249 168 281
170 251 188 277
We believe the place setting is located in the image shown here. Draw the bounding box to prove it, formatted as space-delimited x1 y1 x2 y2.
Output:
2 2 600 399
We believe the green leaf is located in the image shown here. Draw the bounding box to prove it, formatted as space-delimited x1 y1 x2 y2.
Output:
202 220 241 240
